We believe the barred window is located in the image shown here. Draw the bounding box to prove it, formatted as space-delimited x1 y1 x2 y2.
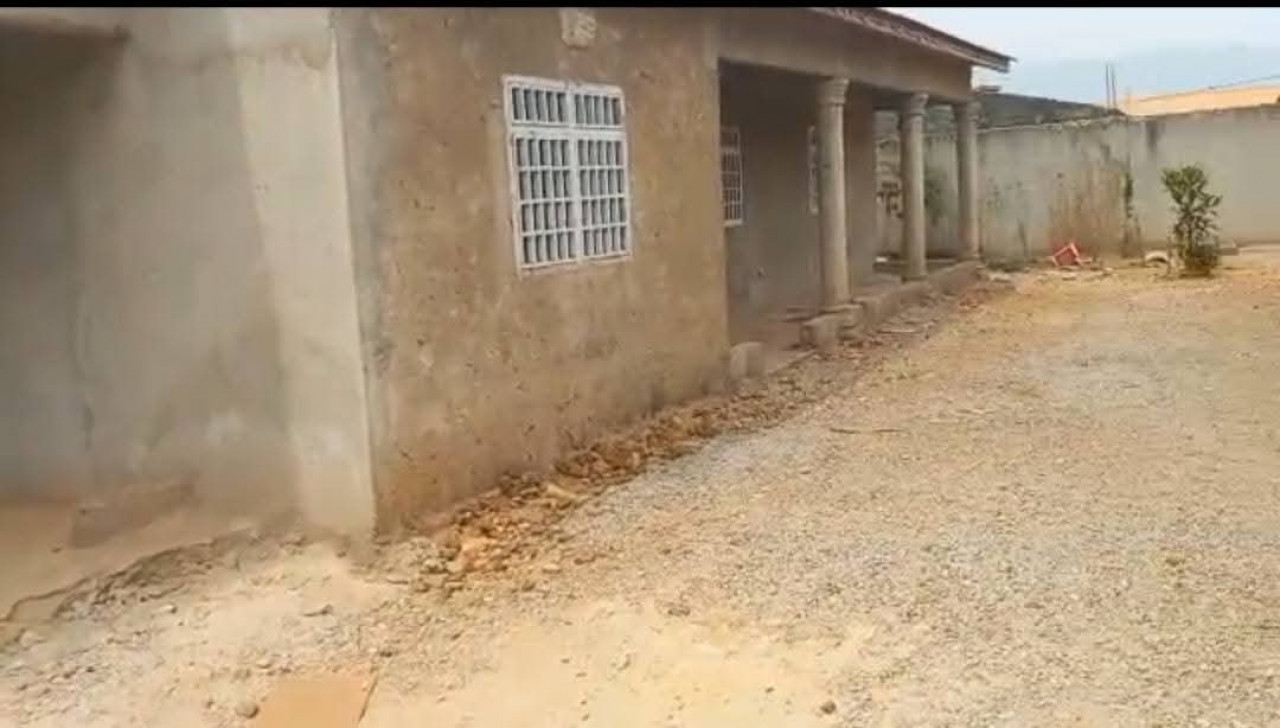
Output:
721 126 744 227
505 76 630 270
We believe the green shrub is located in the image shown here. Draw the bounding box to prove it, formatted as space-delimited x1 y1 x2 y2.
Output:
1159 164 1221 277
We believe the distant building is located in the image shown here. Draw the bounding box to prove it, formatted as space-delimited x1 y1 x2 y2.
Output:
1120 85 1280 117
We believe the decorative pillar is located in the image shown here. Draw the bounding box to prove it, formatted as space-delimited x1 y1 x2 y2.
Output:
900 92 928 281
955 100 980 260
817 77 851 311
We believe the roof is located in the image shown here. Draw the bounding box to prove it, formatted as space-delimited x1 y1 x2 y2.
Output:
1120 84 1280 117
808 8 1012 73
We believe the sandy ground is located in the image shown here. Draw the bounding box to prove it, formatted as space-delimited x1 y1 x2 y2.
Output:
6 251 1280 727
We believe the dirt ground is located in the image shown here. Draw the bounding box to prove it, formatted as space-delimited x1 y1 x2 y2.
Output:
6 250 1280 727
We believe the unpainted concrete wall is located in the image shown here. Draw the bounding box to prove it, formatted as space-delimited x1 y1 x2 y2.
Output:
875 129 966 259
335 8 728 526
922 106 1280 262
0 10 374 535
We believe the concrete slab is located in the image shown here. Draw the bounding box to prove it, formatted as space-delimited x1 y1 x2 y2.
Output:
253 669 376 728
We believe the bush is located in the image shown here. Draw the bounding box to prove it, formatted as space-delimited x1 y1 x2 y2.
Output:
1160 164 1222 277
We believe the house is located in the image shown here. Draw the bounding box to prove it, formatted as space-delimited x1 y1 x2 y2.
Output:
1120 84 1280 117
0 8 1009 539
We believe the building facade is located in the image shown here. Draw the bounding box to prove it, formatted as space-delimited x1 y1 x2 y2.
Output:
0 8 1008 537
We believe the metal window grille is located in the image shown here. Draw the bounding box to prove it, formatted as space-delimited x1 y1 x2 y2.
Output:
504 76 630 270
721 126 744 227
807 125 820 215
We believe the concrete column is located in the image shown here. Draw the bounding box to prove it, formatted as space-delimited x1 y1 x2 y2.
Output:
817 77 851 311
899 92 928 281
954 100 980 261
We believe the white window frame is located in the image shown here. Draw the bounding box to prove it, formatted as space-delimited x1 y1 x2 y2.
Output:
807 125 820 215
721 125 745 227
503 75 632 272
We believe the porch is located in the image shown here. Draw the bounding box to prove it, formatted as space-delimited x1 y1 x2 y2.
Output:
712 9 1004 366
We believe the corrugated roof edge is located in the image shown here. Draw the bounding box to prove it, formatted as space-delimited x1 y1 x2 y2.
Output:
808 7 1013 73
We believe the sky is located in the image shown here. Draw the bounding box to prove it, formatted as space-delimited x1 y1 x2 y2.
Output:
886 8 1280 62
885 8 1280 102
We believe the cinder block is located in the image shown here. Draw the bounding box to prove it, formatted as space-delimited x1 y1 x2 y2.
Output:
728 341 765 383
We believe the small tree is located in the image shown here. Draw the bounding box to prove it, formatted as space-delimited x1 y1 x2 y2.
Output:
1160 164 1222 276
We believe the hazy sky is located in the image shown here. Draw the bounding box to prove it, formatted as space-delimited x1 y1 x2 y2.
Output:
886 8 1280 62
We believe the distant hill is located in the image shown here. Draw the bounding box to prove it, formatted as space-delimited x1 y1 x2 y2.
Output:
983 45 1280 105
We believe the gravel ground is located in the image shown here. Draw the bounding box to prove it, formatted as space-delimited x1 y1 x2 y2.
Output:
6 252 1280 727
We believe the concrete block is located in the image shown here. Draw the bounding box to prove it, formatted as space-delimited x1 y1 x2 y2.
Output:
855 291 898 329
800 314 841 354
727 341 765 383
896 280 932 308
837 305 865 339
927 261 981 295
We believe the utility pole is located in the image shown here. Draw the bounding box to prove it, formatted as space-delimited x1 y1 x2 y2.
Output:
1104 62 1114 108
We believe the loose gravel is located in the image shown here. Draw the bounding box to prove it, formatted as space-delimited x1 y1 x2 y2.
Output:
7 252 1280 727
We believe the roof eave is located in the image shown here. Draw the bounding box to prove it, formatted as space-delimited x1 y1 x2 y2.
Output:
808 7 1013 74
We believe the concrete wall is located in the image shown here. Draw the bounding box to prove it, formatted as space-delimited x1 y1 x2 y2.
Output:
876 129 964 259
0 31 97 498
0 11 374 535
335 8 729 526
917 106 1280 262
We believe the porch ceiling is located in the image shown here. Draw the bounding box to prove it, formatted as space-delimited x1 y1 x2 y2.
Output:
807 8 1012 73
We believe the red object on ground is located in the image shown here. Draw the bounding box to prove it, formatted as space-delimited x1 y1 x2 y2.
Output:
1051 241 1083 267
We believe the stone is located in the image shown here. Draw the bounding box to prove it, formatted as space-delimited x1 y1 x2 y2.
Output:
17 629 43 649
541 562 563 574
235 700 260 719
159 604 177 615
665 602 691 617
819 699 837 715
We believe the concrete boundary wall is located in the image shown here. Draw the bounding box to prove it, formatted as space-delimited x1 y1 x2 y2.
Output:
900 105 1280 262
